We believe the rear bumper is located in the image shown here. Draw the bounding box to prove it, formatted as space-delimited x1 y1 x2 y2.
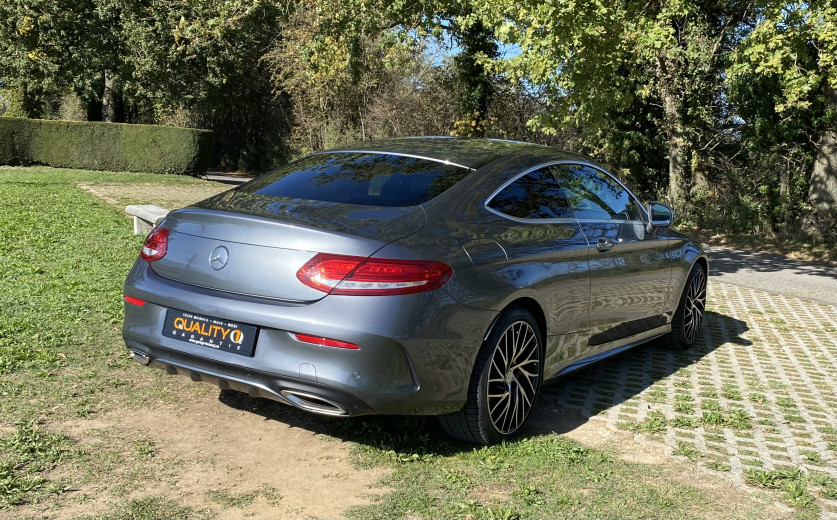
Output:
123 259 497 416
124 342 374 416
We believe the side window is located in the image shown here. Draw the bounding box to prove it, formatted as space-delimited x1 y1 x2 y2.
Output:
551 164 642 221
487 168 573 220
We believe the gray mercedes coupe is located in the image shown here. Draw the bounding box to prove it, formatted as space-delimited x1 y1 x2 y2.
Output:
123 137 707 445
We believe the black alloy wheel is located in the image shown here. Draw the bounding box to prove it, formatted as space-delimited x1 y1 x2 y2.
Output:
439 308 543 445
682 266 707 343
664 263 707 349
485 319 541 435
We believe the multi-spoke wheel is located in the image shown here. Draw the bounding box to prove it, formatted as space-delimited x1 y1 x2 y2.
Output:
485 319 540 435
663 263 707 349
439 308 543 445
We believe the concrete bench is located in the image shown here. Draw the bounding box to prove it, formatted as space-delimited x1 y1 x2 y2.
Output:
126 205 169 235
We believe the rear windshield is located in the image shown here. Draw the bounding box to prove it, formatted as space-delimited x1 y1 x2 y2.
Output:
241 152 472 207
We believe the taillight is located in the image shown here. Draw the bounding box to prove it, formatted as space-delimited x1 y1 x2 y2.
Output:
141 226 168 262
297 253 453 296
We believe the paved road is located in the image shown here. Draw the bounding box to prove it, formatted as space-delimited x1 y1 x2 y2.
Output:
705 245 837 306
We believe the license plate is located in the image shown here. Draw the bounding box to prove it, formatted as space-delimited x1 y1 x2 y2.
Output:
163 309 258 357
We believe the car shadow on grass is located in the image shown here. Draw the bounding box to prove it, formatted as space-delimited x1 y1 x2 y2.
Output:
216 309 749 456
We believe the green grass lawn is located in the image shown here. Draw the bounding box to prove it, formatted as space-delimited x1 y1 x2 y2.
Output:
0 166 820 519
0 166 218 517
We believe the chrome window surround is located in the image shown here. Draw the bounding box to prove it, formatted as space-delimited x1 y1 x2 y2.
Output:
314 150 476 171
484 160 647 225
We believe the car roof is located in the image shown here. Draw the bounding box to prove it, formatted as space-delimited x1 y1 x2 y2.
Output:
330 137 581 170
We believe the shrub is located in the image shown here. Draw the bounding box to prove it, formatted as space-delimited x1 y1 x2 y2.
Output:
0 117 213 175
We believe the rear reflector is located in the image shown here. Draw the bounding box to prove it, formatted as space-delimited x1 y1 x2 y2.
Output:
140 226 169 262
124 295 146 306
294 333 360 350
296 253 453 296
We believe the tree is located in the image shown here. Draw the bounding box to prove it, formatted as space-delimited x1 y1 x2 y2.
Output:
0 0 101 117
264 0 510 147
729 0 837 242
0 0 288 168
263 0 425 151
119 0 288 169
472 0 750 214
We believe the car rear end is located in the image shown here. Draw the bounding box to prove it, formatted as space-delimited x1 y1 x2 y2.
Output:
122 150 497 417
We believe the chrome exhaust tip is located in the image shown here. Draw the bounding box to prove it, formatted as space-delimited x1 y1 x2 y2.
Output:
129 349 151 365
280 390 348 416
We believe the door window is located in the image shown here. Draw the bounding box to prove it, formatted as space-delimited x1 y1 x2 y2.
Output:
551 164 642 221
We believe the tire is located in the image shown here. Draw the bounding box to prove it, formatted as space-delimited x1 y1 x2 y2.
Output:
663 263 707 349
440 308 543 445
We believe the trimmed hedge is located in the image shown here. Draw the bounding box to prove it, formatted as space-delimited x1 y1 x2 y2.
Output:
0 117 213 175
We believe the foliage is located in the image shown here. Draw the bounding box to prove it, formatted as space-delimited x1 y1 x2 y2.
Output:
743 468 835 513
118 0 289 170
0 0 287 170
0 0 98 117
265 1 423 152
729 2 837 114
474 1 749 212
0 117 213 175
1 0 837 238
728 0 837 241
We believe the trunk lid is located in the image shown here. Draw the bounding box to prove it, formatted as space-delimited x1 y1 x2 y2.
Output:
149 191 426 302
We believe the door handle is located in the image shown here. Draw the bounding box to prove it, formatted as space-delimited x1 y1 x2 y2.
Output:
596 238 615 252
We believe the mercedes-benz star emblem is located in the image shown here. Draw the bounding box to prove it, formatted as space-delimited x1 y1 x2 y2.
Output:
209 246 229 271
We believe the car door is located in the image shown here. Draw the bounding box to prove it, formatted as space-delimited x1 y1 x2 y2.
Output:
482 167 592 375
551 163 674 350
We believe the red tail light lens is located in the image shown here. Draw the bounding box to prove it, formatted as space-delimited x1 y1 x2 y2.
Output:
124 295 146 306
297 253 453 296
141 226 169 262
294 333 360 350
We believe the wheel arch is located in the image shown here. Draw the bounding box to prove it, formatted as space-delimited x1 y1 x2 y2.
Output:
681 253 709 299
484 297 547 350
671 245 708 312
693 255 708 277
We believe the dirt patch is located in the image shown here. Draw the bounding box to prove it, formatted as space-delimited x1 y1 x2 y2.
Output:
41 397 386 519
78 182 229 210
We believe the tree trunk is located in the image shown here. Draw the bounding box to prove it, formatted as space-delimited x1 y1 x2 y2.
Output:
663 87 689 212
804 85 837 244
19 84 38 118
102 70 115 123
454 17 497 137
691 149 708 204
779 160 790 231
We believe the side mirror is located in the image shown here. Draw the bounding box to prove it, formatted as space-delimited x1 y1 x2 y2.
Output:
645 201 674 232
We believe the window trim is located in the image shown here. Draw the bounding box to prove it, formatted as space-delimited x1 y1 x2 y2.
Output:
484 160 647 224
313 150 476 172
